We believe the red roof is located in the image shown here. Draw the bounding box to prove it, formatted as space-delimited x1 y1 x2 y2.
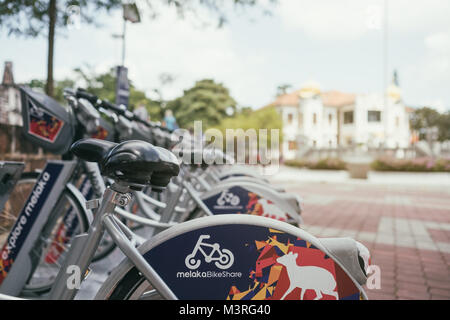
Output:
267 89 355 108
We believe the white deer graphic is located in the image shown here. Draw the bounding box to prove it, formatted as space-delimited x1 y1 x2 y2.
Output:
276 252 339 300
257 198 287 220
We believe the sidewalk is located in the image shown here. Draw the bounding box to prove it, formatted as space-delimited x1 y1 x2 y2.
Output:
266 165 450 186
271 173 450 300
77 167 450 300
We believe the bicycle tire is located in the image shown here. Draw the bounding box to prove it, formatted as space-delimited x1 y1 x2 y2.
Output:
1 171 89 294
95 214 369 301
95 257 159 300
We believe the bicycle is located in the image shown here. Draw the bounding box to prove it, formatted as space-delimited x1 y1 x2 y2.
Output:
43 138 370 300
0 86 172 295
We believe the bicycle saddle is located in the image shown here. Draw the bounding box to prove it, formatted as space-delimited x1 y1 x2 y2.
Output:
71 138 180 189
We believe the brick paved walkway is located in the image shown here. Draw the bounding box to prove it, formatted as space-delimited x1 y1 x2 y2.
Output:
283 181 450 300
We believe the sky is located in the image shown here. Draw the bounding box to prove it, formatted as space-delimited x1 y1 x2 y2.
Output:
1 0 449 111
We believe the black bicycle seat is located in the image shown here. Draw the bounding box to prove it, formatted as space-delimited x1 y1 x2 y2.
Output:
71 138 180 188
70 139 116 162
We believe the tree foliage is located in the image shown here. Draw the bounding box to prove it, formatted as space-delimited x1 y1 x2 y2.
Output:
166 79 237 130
26 77 75 103
74 67 162 120
27 67 162 121
0 0 122 96
0 0 121 37
214 105 283 147
410 107 450 142
0 0 276 97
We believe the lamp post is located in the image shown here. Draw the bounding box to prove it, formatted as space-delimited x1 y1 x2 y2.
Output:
111 2 141 108
112 1 141 66
383 0 389 147
111 28 125 67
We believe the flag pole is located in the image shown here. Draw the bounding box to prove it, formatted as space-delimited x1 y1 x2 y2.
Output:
383 0 389 146
122 17 126 66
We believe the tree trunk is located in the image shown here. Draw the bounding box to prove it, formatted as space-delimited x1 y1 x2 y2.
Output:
45 0 57 97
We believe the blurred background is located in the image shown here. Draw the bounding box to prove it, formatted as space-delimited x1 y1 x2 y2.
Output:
1 0 449 169
0 0 449 300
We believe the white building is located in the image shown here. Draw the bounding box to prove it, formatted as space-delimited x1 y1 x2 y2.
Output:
267 81 412 160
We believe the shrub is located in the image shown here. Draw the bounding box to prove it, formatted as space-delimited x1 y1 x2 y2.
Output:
370 157 450 172
284 158 347 170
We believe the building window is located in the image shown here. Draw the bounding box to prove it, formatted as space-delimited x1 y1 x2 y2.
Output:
328 114 332 125
287 113 293 124
343 111 354 124
288 140 297 150
368 110 381 122
298 112 303 128
313 113 317 125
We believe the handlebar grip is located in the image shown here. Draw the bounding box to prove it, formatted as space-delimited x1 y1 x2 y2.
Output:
100 100 125 115
76 92 161 131
76 89 98 105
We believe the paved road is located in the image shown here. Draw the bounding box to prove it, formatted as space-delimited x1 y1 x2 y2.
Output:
76 167 450 300
277 180 450 300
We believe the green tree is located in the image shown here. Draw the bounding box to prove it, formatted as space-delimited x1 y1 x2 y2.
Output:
166 79 237 130
215 105 283 148
0 0 122 97
410 107 450 159
410 107 440 132
437 111 450 142
0 0 276 98
27 77 75 103
74 67 162 120
276 83 292 97
27 67 162 120
410 107 443 141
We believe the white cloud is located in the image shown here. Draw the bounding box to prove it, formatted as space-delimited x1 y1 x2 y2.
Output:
8 0 448 110
278 0 370 40
387 0 450 34
403 31 450 109
419 32 450 82
121 5 270 106
425 32 450 55
277 0 450 40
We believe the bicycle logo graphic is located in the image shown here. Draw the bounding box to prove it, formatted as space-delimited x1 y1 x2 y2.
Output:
216 190 240 206
185 235 234 270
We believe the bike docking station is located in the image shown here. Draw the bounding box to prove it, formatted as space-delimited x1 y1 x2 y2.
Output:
199 181 302 225
0 161 79 296
103 214 369 301
0 86 375 306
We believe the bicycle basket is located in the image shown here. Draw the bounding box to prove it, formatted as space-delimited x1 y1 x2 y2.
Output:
19 86 75 154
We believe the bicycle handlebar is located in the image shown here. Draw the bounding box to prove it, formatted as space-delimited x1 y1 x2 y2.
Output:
75 88 99 105
74 88 174 133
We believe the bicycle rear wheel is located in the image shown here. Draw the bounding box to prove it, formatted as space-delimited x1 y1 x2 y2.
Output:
0 172 89 294
96 263 161 300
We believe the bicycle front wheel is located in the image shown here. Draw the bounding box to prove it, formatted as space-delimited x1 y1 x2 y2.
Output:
96 263 162 300
0 172 89 295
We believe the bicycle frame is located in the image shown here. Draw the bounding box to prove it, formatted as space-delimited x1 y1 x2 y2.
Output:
48 182 368 301
48 184 177 300
0 160 90 296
